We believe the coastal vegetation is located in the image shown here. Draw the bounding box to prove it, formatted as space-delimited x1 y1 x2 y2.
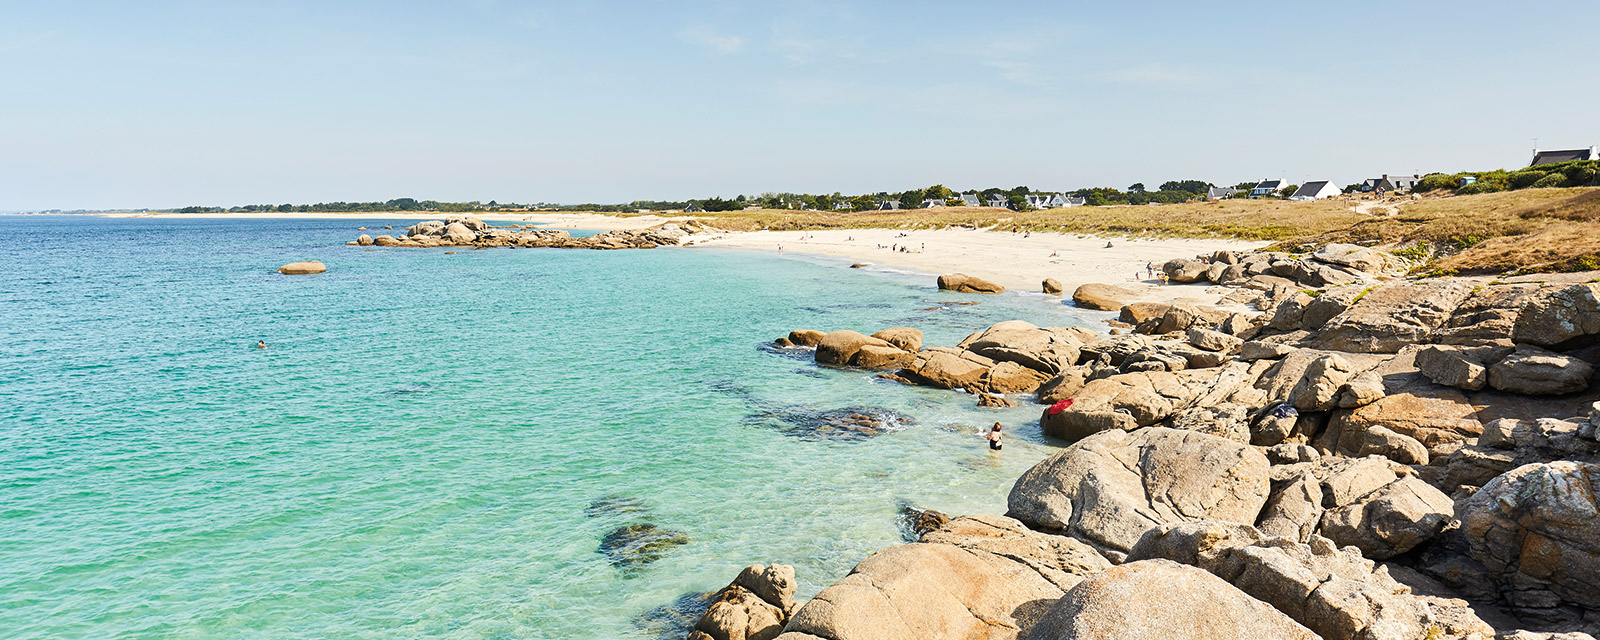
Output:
1412 159 1600 195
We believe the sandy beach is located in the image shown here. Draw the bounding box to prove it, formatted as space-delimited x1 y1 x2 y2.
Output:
686 227 1270 305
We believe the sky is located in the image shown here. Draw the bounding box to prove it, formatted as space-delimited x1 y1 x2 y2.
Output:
2 0 1598 210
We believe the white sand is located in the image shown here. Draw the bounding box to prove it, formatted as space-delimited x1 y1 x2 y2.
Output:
687 227 1271 304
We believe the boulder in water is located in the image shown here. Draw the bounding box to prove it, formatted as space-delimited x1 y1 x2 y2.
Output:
937 273 1005 294
598 523 689 569
277 260 326 275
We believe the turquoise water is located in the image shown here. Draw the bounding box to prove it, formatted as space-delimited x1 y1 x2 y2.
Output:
0 216 1101 640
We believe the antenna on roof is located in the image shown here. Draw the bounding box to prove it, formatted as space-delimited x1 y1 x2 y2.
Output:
1532 137 1539 155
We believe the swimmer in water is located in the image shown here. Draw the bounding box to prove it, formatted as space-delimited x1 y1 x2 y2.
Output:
256 340 267 349
987 423 1003 451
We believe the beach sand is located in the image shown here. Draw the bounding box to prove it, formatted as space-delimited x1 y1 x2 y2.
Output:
687 227 1270 305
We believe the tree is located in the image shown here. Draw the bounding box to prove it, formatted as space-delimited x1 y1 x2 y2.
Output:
1128 183 1146 193
1232 181 1257 191
1008 194 1033 211
1158 180 1210 196
924 184 954 200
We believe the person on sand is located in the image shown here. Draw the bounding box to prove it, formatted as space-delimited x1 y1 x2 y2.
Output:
987 423 1003 451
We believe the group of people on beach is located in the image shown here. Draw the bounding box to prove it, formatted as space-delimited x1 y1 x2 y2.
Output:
1143 262 1170 285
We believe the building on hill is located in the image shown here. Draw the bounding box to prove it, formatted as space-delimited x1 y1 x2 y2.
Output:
922 198 948 208
1206 186 1239 200
1363 174 1422 193
1249 179 1288 198
986 194 1013 209
684 203 704 213
832 200 852 210
959 193 981 207
1530 146 1598 166
1289 181 1341 201
1047 194 1086 207
877 200 901 210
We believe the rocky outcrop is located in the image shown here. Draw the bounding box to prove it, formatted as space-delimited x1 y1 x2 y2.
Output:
1021 559 1319 640
689 564 798 640
775 515 1108 640
1042 278 1063 295
1128 521 1495 640
1315 281 1477 353
374 217 698 249
1006 428 1271 560
959 321 1088 375
277 260 326 275
1487 347 1594 395
814 331 894 367
1256 456 1454 559
1458 462 1600 622
871 328 923 353
787 330 825 348
1512 283 1600 349
1071 284 1138 311
937 273 1006 294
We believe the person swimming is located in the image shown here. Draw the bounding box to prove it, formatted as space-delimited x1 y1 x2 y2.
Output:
256 340 267 349
987 423 1003 451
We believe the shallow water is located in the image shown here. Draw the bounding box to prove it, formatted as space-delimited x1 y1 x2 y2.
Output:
0 215 1105 639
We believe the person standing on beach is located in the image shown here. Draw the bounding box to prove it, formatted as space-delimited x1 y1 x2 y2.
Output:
987 423 1003 450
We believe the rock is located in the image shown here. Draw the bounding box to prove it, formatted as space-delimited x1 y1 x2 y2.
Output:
1321 475 1454 559
1312 243 1399 273
1022 559 1318 640
373 235 400 246
959 321 1085 375
1118 302 1171 325
814 331 893 367
1241 340 1297 361
1204 261 1229 283
1300 285 1366 331
691 563 798 640
1328 379 1483 456
1512 283 1600 349
849 263 869 268
1072 284 1138 311
773 337 794 347
1265 444 1320 464
356 234 373 246
277 260 327 275
1127 521 1493 640
1221 312 1267 340
1434 283 1551 345
1288 354 1353 412
920 514 1113 590
1417 345 1498 391
1162 258 1210 283
1035 368 1088 404
1255 456 1454 559
1459 462 1600 616
442 221 477 243
1338 370 1387 408
1315 281 1477 353
937 273 1005 294
978 361 1051 394
1354 424 1430 465
407 220 445 237
978 393 1016 408
850 344 915 370
597 523 689 569
1170 404 1251 443
1006 427 1271 559
1487 347 1594 395
1268 291 1316 331
1188 327 1244 354
1155 303 1231 335
1042 278 1064 295
900 347 995 390
1479 417 1600 459
870 327 923 353
787 330 826 347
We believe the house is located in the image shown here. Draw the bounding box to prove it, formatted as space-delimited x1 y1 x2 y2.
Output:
1046 194 1085 207
1530 146 1599 167
1206 186 1239 200
1249 179 1287 198
833 200 853 210
684 203 704 213
986 194 1013 209
922 198 948 208
1024 195 1050 209
959 192 981 207
1365 174 1422 193
1289 181 1340 201
877 200 901 210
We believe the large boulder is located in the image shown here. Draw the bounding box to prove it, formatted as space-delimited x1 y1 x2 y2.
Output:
977 361 1051 394
1256 456 1454 559
787 330 826 347
1312 243 1401 274
1187 327 1244 354
900 348 995 390
851 344 915 371
1326 378 1484 456
1021 559 1319 640
356 234 373 246
688 563 798 640
1512 283 1600 349
1038 368 1222 442
1128 521 1495 640
1487 347 1594 395
1035 368 1088 405
777 515 1107 640
441 221 478 244
1118 302 1170 325
1006 427 1271 560
958 321 1086 375
937 273 1005 294
277 260 326 275
814 331 893 367
407 220 446 237
1300 285 1367 331
1071 284 1139 311
1162 258 1209 283
1416 344 1514 391
870 327 923 353
1315 281 1477 353
1458 462 1600 614
1042 278 1064 295
1288 354 1353 412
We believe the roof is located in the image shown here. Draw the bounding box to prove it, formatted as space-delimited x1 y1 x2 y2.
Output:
1292 181 1333 198
1254 179 1285 189
1207 186 1238 198
1531 147 1597 166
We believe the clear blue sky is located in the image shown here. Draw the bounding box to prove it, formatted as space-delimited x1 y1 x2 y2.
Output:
3 0 1597 210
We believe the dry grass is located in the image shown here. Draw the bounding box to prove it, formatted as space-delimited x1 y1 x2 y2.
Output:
1268 187 1600 275
694 199 1363 241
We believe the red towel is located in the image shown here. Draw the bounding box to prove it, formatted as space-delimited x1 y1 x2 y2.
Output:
1047 399 1074 415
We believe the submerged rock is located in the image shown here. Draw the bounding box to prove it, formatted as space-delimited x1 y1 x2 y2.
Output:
598 523 689 570
745 406 914 441
584 495 651 519
634 591 714 640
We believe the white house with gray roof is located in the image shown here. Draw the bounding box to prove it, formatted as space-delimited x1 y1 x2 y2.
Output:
1530 146 1598 166
959 193 981 207
1250 179 1288 198
1289 181 1340 201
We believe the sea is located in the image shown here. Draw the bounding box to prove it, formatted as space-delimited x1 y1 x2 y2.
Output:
0 215 1110 640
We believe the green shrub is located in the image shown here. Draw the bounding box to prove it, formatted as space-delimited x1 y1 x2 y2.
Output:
1531 173 1569 188
1458 178 1507 194
1563 165 1596 186
1509 171 1548 189
1414 174 1458 192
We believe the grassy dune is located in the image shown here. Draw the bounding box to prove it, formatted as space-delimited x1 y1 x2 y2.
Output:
689 187 1600 275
